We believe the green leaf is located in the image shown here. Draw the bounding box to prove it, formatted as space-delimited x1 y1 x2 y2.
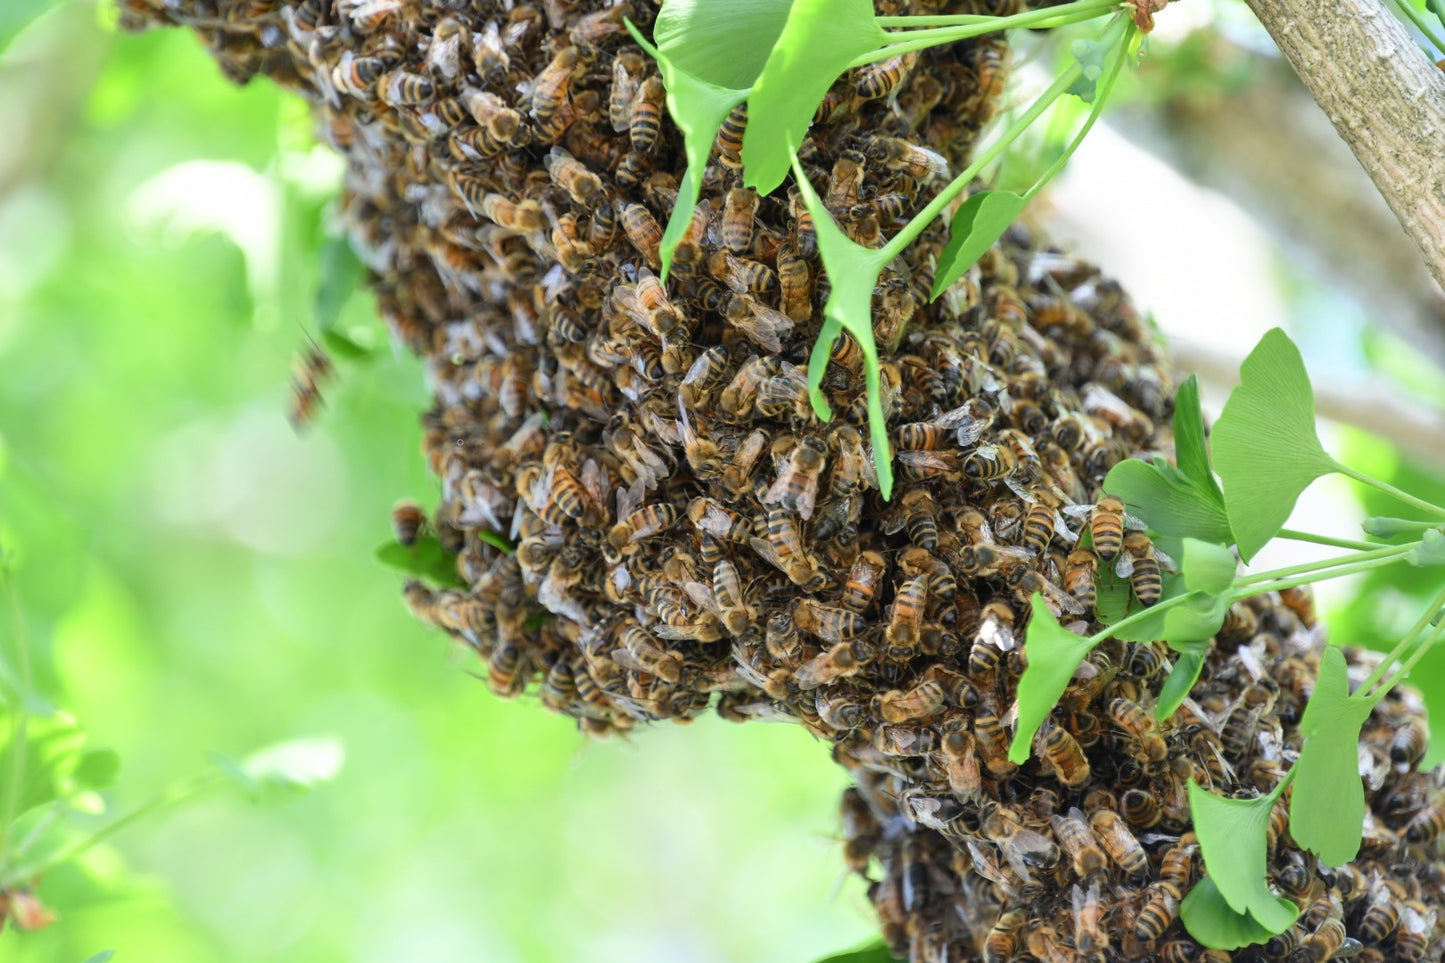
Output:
1405 528 1445 566
0 0 52 56
320 330 375 363
0 710 98 815
315 235 365 332
1427 0 1445 31
1181 876 1291 951
1362 516 1437 538
1109 572 1189 642
476 529 516 555
1102 460 1232 551
1008 595 1096 763
1067 32 1114 102
1173 375 1225 508
929 191 1028 301
1187 780 1299 940
1289 646 1379 864
82 953 116 963
790 153 895 499
813 940 898 963
628 21 750 282
210 751 263 803
1157 645 1207 720
743 0 886 194
1212 328 1339 562
1093 563 1131 626
651 0 790 90
240 736 345 796
71 748 121 792
1180 538 1236 594
374 535 467 589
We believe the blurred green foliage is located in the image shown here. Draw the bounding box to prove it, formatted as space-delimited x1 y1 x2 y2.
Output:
0 3 873 960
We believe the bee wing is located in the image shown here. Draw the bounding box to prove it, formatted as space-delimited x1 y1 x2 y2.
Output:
537 574 589 624
916 144 949 178
581 458 609 511
681 580 723 618
1051 511 1079 545
1061 504 1094 520
1152 544 1178 572
978 614 1016 652
729 296 793 353
897 450 961 474
615 477 645 521
1114 554 1135 579
730 647 775 690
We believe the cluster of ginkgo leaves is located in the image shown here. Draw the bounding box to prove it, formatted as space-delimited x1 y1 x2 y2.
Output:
1006 328 1445 949
625 0 1138 500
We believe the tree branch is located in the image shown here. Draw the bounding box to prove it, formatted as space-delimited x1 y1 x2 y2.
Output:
1242 0 1445 293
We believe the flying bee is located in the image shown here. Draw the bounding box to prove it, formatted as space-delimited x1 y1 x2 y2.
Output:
854 49 916 101
795 641 861 689
607 502 678 552
721 187 760 253
1134 880 1182 947
962 444 1018 484
710 250 777 294
1037 717 1091 789
287 333 335 431
1089 809 1148 877
1064 549 1098 609
722 295 795 356
877 680 946 723
1052 807 1107 877
796 598 869 642
776 244 812 321
620 202 662 267
545 147 604 209
763 434 827 520
1118 531 1163 606
486 642 527 698
866 135 949 179
884 574 928 657
1108 696 1168 763
391 501 427 547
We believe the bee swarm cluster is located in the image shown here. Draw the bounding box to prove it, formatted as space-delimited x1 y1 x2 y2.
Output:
121 0 1445 959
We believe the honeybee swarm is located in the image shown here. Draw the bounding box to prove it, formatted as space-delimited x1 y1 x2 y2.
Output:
125 0 1445 959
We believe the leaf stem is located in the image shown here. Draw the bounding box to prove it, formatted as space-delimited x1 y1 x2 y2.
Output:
1023 18 1131 201
1085 589 1196 646
881 58 1086 261
1231 543 1414 588
855 0 1119 66
1229 555 1406 600
1335 462 1445 520
0 569 35 870
1276 528 1382 552
1376 615 1445 697
0 771 224 890
1360 581 1445 694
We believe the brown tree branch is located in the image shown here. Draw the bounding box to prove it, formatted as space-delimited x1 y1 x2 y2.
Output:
1242 0 1445 294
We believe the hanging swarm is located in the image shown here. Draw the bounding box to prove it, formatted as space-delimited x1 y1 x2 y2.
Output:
118 0 1445 959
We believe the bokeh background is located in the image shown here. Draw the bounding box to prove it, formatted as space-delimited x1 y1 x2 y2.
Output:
1 1 1443 960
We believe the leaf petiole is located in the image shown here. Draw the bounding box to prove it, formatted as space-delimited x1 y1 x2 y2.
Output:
1276 528 1382 552
1228 555 1409 601
1335 462 1445 520
1230 543 1415 589
1375 613 1445 697
853 0 1119 67
1084 588 1197 646
1360 581 1445 694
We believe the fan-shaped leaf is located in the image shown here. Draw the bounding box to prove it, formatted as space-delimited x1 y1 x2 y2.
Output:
651 0 791 90
1290 646 1380 864
929 191 1027 301
1180 538 1236 595
374 535 468 588
1173 376 1224 507
1187 780 1299 939
1008 595 1095 763
742 0 887 194
1157 644 1207 720
1212 329 1339 562
1180 876 1291 951
1102 460 1231 550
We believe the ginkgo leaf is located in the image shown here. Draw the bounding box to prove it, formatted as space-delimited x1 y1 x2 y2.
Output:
626 22 749 281
1188 780 1299 935
1290 646 1380 864
375 535 468 588
1180 538 1236 595
1212 329 1340 562
1008 595 1095 763
651 0 790 90
790 153 895 499
1180 876 1291 951
929 191 1027 301
1172 376 1225 508
743 0 886 194
1102 459 1231 553
1157 644 1207 720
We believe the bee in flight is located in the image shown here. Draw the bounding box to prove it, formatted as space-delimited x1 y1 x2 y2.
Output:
288 330 336 431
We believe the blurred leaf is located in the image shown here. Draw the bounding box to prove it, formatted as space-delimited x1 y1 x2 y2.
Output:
476 529 516 554
743 0 886 194
1008 595 1094 763
320 329 375 363
240 736 345 797
1157 645 1206 719
814 940 898 963
929 191 1027 301
1212 329 1339 562
1180 876 1288 951
82 952 116 963
1362 516 1437 538
1180 538 1235 595
1428 0 1445 30
314 236 365 332
71 748 121 792
1405 528 1445 566
628 21 750 281
790 153 894 499
0 0 52 54
210 751 263 803
1289 647 1379 864
1067 32 1114 101
0 711 96 816
1185 780 1298 943
650 0 790 89
374 535 467 588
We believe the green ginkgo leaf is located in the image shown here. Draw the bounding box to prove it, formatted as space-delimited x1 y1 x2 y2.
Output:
790 153 895 499
743 0 886 194
1157 644 1207 720
374 535 468 588
1187 780 1299 939
812 940 898 963
1102 459 1231 554
1290 646 1381 864
651 0 790 90
1173 375 1225 508
1180 876 1291 951
1180 538 1236 595
929 191 1028 301
1008 595 1095 763
1212 329 1340 562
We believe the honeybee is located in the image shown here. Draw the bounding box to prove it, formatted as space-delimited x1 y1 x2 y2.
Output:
983 908 1027 963
795 641 861 689
1051 807 1107 878
477 189 546 233
940 729 983 801
866 135 949 179
709 250 777 295
530 45 585 133
835 550 886 614
1120 787 1162 829
1405 800 1444 843
1089 495 1127 560
607 51 644 131
707 557 754 638
877 680 946 723
618 623 684 684
401 579 438 625
962 444 1018 483
898 548 957 607
1115 530 1164 606
1037 717 1091 789
607 502 678 551
620 202 662 267
717 187 760 254
1299 918 1352 963
974 704 1018 777
755 506 818 586
788 188 818 259
1072 880 1108 956
762 434 827 520
1134 880 1182 946
754 367 814 422
331 50 386 97
824 151 865 213
378 68 434 107
776 244 812 322
1279 584 1319 628
486 642 527 698
898 489 939 550
1108 696 1168 763
619 74 665 154
982 800 1059 877
391 501 427 547
795 598 868 642
545 147 604 208
884 574 928 655
714 101 747 168
1396 900 1436 961
287 335 335 431
718 355 782 419
1063 549 1098 609
1022 488 1064 555
958 544 1032 579
538 657 579 713
1089 809 1148 877
815 690 866 732
719 429 769 496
